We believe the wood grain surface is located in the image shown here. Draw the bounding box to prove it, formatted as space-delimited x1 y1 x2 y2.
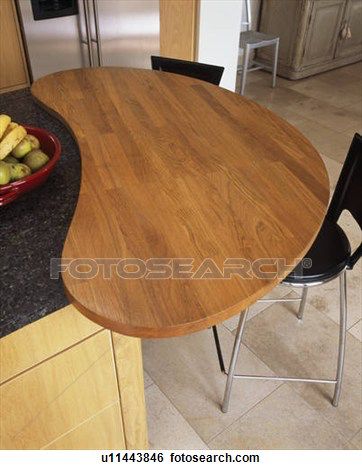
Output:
31 68 329 338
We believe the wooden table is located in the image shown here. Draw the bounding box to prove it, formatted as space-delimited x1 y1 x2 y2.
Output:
32 68 329 339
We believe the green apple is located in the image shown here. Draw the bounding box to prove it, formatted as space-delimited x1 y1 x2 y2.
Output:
11 137 32 159
23 149 49 172
0 161 11 185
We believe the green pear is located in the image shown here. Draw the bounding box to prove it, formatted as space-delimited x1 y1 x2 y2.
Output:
9 163 31 181
0 161 11 185
23 149 49 172
3 155 18 164
12 137 32 159
27 134 40 150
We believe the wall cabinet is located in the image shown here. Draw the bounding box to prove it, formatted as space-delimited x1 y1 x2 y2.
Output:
0 0 29 93
258 0 362 79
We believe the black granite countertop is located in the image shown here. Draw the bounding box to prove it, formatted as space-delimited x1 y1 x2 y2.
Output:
0 89 80 338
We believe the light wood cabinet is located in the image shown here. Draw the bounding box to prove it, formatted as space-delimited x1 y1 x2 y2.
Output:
160 0 199 60
0 0 29 93
258 0 362 79
0 305 147 450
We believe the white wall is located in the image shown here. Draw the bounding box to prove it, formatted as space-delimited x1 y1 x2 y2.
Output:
197 0 243 91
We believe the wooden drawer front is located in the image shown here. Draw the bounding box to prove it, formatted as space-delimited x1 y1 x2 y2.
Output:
43 403 125 450
0 305 103 384
0 330 123 449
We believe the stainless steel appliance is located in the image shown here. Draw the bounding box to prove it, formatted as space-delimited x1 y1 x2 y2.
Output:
17 0 160 81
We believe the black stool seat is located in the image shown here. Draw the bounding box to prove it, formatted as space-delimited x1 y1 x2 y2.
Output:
284 219 351 285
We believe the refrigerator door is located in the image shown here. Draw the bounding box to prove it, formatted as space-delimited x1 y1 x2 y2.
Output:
17 0 90 80
95 0 159 69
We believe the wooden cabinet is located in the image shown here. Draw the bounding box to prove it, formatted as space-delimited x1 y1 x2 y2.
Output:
301 0 345 67
258 0 362 79
0 305 148 450
335 0 362 58
0 0 29 93
160 0 199 60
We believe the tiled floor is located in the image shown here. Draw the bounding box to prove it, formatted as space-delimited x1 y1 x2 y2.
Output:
143 63 362 450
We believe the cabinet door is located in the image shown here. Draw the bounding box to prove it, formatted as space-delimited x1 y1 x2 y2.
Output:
335 0 362 58
302 0 345 67
258 0 302 67
0 0 29 92
0 330 125 449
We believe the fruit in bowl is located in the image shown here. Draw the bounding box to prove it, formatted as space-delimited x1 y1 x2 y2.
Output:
0 115 50 184
0 114 61 206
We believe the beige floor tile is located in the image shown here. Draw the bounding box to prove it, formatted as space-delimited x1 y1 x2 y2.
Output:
143 370 153 389
285 75 361 109
339 210 362 252
245 69 362 138
142 327 280 443
306 267 361 330
291 118 354 163
243 300 362 440
320 153 342 191
209 385 351 449
345 103 362 119
223 284 294 332
349 320 362 342
145 384 207 449
349 429 362 449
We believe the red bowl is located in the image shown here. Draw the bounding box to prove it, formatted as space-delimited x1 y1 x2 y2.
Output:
0 125 61 206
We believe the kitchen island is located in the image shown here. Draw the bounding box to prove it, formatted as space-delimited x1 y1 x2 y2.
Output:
1 67 329 450
0 89 147 450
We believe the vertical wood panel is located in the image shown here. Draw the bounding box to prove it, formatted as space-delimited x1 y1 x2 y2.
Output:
111 332 148 449
160 0 198 60
0 0 29 92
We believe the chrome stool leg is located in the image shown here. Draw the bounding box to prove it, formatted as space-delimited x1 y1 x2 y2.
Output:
297 286 308 321
332 270 347 406
222 308 249 413
272 38 279 88
240 44 250 96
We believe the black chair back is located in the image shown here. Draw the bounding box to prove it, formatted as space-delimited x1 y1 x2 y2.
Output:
327 133 362 268
151 56 224 85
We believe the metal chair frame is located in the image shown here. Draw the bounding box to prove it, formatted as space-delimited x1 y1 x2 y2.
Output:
212 268 347 412
238 0 279 95
212 130 362 414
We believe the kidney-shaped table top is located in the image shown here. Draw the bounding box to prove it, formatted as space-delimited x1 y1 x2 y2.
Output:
31 68 329 338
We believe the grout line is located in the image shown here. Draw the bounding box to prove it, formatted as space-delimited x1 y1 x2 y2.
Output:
206 383 285 446
347 427 362 449
145 382 210 450
347 318 361 332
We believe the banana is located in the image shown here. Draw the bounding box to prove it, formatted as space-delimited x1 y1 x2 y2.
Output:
0 125 27 160
1 122 18 140
0 115 11 140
